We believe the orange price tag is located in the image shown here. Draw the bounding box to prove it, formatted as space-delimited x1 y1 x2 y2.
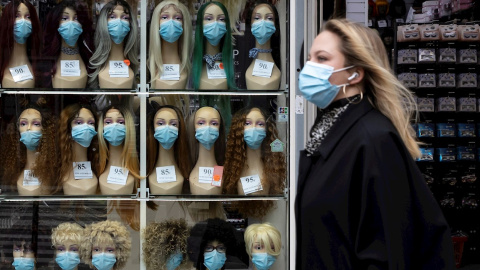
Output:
123 59 131 66
212 166 223 187
219 63 224 69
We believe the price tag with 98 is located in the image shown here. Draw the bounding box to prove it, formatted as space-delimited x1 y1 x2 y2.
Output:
240 174 263 195
23 170 40 186
9 64 33 82
107 166 129 185
156 166 176 183
198 167 214 184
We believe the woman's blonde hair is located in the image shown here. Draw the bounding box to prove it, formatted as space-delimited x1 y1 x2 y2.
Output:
244 223 281 258
323 19 420 158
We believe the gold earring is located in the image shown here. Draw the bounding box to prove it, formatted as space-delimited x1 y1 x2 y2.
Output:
342 85 363 104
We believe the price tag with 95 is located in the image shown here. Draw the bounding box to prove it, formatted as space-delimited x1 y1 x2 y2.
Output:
252 59 274 78
73 161 93 179
109 61 129 78
23 170 40 186
107 166 129 185
156 166 176 183
9 64 33 82
198 167 214 184
240 174 263 195
61 60 81 77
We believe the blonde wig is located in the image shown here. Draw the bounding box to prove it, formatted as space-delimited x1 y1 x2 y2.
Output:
323 19 420 158
88 0 139 88
244 223 281 258
148 0 192 81
0 100 61 194
218 0 246 35
97 105 141 180
80 220 131 270
143 219 189 270
51 222 84 247
58 103 100 183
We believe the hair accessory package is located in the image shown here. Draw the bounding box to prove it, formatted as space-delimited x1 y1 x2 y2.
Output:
418 48 436 63
437 97 456 112
438 48 456 63
457 97 476 112
438 73 456 87
436 123 456 137
419 73 436 88
397 49 418 64
398 72 418 88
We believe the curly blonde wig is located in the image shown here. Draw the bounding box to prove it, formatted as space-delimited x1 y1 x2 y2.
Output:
143 219 189 270
244 223 281 258
51 222 84 247
80 220 131 270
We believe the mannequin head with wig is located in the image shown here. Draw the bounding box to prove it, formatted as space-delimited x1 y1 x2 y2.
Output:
51 222 84 270
244 223 281 258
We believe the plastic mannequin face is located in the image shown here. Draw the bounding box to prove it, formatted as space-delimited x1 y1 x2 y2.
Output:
194 107 220 131
13 241 35 259
92 240 116 257
203 4 226 25
205 240 226 253
55 240 79 255
60 7 78 25
16 3 31 22
18 109 42 133
251 4 274 25
160 5 183 26
154 108 179 129
104 109 125 126
108 5 130 22
71 108 96 129
251 236 271 254
244 108 266 131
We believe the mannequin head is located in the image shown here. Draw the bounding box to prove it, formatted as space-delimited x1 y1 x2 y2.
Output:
149 0 192 81
98 105 141 179
0 100 59 194
187 107 226 167
2 227 37 269
59 103 99 182
146 104 190 178
192 1 236 90
88 0 139 88
41 0 94 88
51 222 84 270
244 223 281 258
143 219 189 270
0 0 42 85
80 220 131 270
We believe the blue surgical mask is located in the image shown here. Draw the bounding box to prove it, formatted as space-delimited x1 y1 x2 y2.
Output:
92 253 116 270
72 124 97 148
108 19 130 44
195 126 219 151
154 125 178 150
244 127 266 150
12 257 35 270
251 20 276 45
251 253 276 270
14 19 32 44
58 21 83 47
20 130 42 151
55 252 81 270
203 250 226 270
298 61 354 109
103 123 126 146
203 21 227 46
159 20 183 43
166 252 183 270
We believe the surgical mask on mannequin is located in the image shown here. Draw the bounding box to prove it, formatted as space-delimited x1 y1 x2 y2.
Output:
243 109 267 150
102 109 126 146
55 241 81 270
107 5 130 44
194 107 220 151
251 4 276 45
58 7 83 47
153 108 179 150
159 5 183 43
18 109 43 152
250 236 276 270
71 108 97 148
203 240 227 270
91 241 117 270
203 4 227 46
14 3 32 44
12 241 35 270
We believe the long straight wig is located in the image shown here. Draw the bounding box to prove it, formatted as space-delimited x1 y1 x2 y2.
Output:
88 0 139 88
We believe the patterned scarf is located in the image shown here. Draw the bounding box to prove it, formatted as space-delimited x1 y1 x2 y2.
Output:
203 53 222 69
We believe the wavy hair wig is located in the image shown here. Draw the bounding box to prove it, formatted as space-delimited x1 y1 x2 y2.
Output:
192 1 236 90
41 0 94 88
88 0 139 88
146 104 190 179
143 219 189 270
186 106 226 168
80 220 131 270
0 0 42 85
244 222 281 258
58 103 99 183
0 100 60 194
51 222 84 248
323 19 420 158
148 0 192 81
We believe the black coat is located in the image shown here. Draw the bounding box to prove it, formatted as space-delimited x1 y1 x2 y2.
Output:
295 98 455 269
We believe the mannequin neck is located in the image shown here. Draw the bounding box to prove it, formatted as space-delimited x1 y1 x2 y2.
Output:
254 39 274 62
156 144 176 166
25 148 37 169
245 146 262 164
10 42 29 66
106 143 124 167
205 41 221 56
161 40 181 64
195 144 217 167
72 141 88 161
109 41 125 60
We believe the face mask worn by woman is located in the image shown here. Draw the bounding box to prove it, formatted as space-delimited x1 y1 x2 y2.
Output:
298 61 354 109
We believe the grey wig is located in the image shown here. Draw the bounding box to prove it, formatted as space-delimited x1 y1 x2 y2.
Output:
88 0 139 88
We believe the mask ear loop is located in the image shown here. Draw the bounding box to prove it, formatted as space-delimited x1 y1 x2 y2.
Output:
343 84 363 104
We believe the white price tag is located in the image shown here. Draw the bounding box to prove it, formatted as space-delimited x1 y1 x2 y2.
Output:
109 61 129 78
156 166 176 183
9 65 33 82
198 167 214 184
368 20 373 27
378 20 388 28
160 64 180 81
107 166 129 185
240 174 263 195
252 59 274 78
60 60 81 77
23 170 40 186
73 162 93 180
396 18 404 23
206 63 227 79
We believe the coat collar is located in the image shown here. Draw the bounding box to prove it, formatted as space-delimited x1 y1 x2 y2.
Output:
310 97 374 159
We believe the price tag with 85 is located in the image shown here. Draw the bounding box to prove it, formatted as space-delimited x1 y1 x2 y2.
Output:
9 64 33 82
109 61 129 78
107 166 129 185
73 161 93 180
61 60 81 77
240 174 263 195
156 165 176 183
198 167 214 184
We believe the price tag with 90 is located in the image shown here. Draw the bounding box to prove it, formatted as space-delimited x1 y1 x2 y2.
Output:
252 59 274 78
156 166 176 183
73 161 93 180
23 170 40 186
61 60 81 77
198 167 214 184
109 61 129 78
9 64 33 82
107 166 129 185
240 174 263 195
